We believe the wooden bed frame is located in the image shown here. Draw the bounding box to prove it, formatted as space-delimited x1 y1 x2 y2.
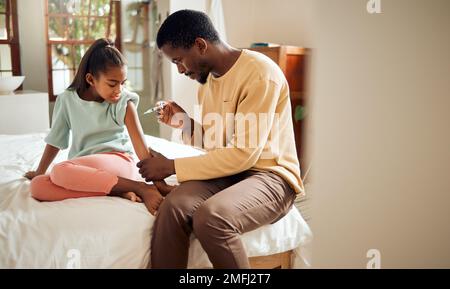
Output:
249 250 293 269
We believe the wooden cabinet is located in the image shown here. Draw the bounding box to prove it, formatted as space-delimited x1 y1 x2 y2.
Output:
248 45 309 177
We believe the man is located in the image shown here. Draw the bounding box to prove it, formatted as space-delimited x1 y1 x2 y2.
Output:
137 9 304 269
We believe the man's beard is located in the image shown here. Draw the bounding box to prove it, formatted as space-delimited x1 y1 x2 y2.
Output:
198 71 209 84
197 61 210 84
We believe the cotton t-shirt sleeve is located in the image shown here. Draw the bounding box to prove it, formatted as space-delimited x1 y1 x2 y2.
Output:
113 91 139 126
44 93 70 150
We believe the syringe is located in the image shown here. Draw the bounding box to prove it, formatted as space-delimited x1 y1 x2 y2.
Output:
143 102 166 115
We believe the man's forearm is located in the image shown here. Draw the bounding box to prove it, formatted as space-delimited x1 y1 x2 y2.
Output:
181 118 205 149
182 118 194 137
181 118 195 145
168 159 176 175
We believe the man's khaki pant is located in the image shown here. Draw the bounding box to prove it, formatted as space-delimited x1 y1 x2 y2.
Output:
150 170 296 268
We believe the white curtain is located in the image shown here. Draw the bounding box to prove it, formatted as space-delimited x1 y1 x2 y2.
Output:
206 0 227 42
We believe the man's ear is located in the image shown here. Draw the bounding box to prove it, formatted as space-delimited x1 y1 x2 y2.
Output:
85 73 95 86
194 38 208 55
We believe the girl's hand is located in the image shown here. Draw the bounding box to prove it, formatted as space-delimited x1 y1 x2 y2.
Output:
154 180 178 197
24 171 43 180
118 191 142 203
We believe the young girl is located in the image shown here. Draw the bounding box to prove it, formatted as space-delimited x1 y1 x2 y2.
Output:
25 38 173 215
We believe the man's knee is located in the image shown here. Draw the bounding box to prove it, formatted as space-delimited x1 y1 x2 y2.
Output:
193 201 235 239
159 181 205 217
160 191 190 217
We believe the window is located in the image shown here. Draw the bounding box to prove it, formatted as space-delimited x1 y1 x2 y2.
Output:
122 1 151 93
0 0 21 77
45 0 121 101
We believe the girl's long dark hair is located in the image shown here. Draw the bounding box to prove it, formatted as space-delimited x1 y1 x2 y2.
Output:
68 38 127 95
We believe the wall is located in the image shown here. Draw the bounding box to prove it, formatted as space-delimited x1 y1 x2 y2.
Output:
221 0 255 48
222 0 314 48
222 1 450 267
309 0 450 268
17 0 47 93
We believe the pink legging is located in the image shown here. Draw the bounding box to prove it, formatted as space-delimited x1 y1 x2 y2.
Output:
31 152 141 201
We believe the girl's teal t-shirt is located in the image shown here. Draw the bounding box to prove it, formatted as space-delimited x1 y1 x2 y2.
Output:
45 88 139 159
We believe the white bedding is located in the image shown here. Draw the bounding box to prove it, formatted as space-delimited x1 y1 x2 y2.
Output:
0 133 312 268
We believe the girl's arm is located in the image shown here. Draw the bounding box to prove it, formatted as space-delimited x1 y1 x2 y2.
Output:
124 101 150 161
24 144 60 180
125 101 151 160
124 101 175 195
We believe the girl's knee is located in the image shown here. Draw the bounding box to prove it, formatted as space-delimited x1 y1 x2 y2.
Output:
49 162 71 184
30 175 51 201
50 161 75 188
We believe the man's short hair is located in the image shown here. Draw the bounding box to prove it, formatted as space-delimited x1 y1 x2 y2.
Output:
156 9 220 49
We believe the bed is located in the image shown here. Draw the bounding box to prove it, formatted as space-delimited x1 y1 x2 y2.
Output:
0 132 312 268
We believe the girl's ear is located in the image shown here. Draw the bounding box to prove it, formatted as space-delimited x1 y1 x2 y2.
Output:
85 73 95 86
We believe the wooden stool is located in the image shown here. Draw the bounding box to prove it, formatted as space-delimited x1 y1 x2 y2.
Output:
249 250 292 269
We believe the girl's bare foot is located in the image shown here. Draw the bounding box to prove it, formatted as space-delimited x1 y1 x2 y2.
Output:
117 191 142 203
137 184 164 215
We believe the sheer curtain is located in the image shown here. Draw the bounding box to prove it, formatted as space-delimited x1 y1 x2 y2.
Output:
206 0 227 42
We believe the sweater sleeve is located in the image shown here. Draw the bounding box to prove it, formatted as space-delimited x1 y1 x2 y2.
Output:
174 79 281 182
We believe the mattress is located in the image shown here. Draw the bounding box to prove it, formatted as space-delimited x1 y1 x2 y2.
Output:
0 133 312 268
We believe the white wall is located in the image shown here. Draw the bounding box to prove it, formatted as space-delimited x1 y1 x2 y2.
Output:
17 0 47 93
309 0 450 268
222 0 314 48
221 0 256 48
221 1 450 267
222 0 450 268
252 0 315 47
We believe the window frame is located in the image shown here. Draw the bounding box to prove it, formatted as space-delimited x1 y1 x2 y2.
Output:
0 0 22 77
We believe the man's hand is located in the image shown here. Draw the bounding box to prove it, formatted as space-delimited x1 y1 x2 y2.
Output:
137 149 175 181
154 181 178 197
157 100 191 129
